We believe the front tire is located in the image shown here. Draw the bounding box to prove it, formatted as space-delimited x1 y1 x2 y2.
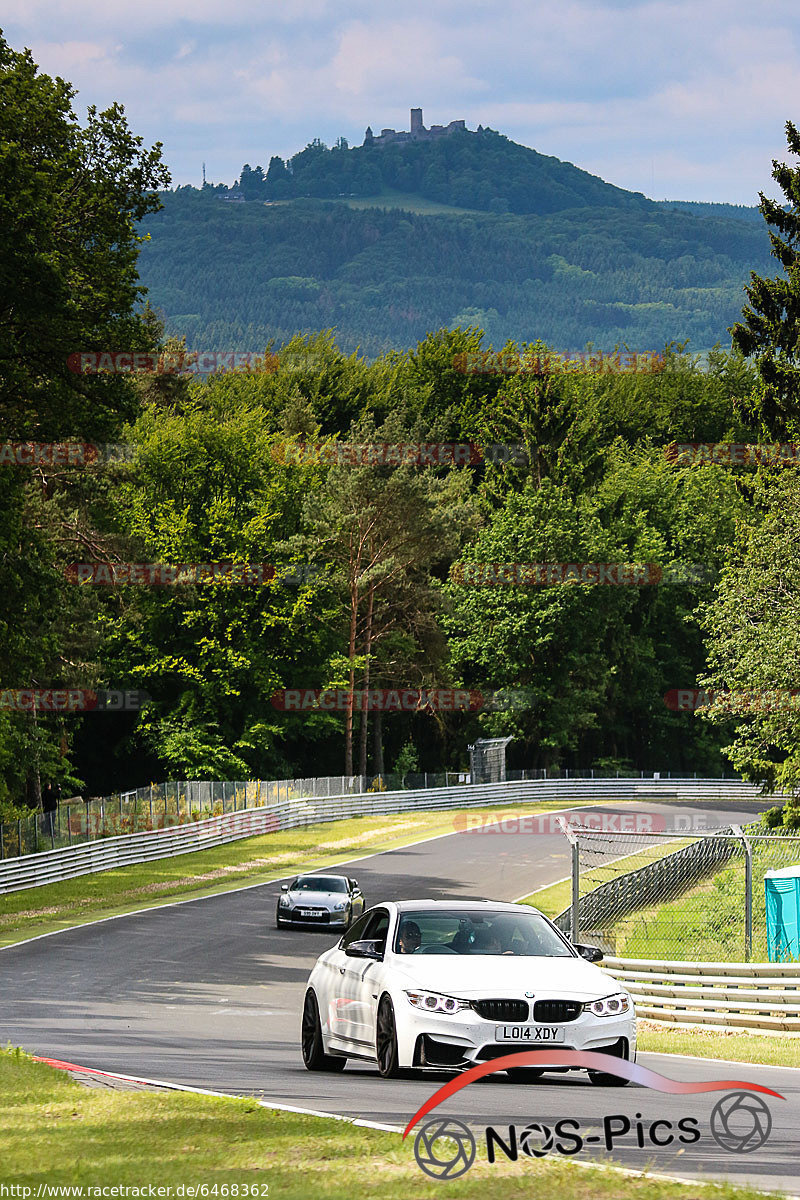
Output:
376 995 402 1078
302 990 347 1072
587 1042 632 1087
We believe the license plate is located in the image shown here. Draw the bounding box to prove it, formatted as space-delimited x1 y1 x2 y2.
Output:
298 909 317 917
495 1025 566 1042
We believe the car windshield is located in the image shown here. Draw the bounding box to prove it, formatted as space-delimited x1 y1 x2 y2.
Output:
293 876 347 893
393 909 573 956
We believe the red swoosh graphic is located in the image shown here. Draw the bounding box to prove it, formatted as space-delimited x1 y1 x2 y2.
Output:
402 1050 784 1139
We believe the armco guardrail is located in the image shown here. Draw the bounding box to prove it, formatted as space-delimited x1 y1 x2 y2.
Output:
0 776 772 895
604 956 800 1033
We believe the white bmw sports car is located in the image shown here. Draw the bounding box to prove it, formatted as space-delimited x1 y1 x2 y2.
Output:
302 899 636 1085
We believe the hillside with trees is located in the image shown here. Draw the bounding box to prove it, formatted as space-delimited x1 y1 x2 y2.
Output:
137 188 774 357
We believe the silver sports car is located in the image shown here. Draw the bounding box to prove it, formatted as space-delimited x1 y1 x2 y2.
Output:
276 873 365 931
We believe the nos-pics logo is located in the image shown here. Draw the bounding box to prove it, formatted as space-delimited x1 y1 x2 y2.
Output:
404 1050 783 1180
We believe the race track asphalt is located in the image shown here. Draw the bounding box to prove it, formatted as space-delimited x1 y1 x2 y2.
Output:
2 797 798 1194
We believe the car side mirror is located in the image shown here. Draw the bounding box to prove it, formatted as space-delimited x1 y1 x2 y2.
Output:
344 939 383 961
576 943 603 962
280 883 289 892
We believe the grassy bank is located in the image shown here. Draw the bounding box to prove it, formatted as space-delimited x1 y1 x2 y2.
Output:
0 1048 773 1199
636 1021 800 1068
0 799 577 948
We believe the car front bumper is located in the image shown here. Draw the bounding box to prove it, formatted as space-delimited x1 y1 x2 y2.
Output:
394 1003 636 1069
278 908 349 927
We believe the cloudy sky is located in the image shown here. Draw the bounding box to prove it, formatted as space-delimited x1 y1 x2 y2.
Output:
3 0 799 204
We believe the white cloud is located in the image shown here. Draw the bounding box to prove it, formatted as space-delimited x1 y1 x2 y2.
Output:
3 0 800 199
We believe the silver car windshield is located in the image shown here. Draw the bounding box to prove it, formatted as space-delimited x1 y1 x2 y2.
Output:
394 910 574 956
294 876 347 893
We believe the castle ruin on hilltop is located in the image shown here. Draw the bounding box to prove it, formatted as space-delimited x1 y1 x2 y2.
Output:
364 108 476 147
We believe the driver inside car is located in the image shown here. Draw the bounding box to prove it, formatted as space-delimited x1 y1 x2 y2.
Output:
396 919 422 954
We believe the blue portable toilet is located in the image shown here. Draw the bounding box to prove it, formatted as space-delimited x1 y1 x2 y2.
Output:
765 865 800 961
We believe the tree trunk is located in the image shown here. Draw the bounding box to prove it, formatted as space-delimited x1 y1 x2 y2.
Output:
373 708 385 777
345 577 358 776
358 583 374 778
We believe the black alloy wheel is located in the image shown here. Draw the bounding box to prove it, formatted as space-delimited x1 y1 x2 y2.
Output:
376 996 402 1078
301 990 347 1072
587 1041 632 1086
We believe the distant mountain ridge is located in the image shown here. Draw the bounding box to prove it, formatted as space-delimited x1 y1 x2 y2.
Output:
235 109 653 216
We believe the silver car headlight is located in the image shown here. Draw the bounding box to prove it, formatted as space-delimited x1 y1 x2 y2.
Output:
332 900 348 911
585 992 631 1017
404 989 470 1015
279 895 291 908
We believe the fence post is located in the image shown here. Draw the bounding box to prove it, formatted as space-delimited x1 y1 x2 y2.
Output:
85 799 90 841
0 822 4 859
18 818 22 857
557 816 580 944
733 825 753 961
149 784 154 828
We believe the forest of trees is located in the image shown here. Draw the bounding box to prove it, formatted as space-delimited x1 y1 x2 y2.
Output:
137 188 775 358
5 32 800 824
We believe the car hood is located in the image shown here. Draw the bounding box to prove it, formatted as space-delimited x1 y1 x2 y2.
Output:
289 890 346 904
390 954 619 1000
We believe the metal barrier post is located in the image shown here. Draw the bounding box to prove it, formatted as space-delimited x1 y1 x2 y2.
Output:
732 825 753 962
557 816 580 943
18 819 22 857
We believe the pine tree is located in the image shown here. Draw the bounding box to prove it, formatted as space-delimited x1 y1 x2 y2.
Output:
731 120 800 437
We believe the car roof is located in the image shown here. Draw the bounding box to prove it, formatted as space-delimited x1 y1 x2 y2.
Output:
391 899 542 914
294 872 349 881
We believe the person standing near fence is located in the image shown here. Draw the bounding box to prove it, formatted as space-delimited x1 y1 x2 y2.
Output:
41 782 59 839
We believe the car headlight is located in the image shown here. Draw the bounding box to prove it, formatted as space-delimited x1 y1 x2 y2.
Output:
404 989 470 1014
585 992 631 1017
333 900 348 911
278 895 291 907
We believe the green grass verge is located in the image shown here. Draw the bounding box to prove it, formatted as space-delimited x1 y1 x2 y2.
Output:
0 800 578 948
0 1048 772 1198
636 1021 800 1068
